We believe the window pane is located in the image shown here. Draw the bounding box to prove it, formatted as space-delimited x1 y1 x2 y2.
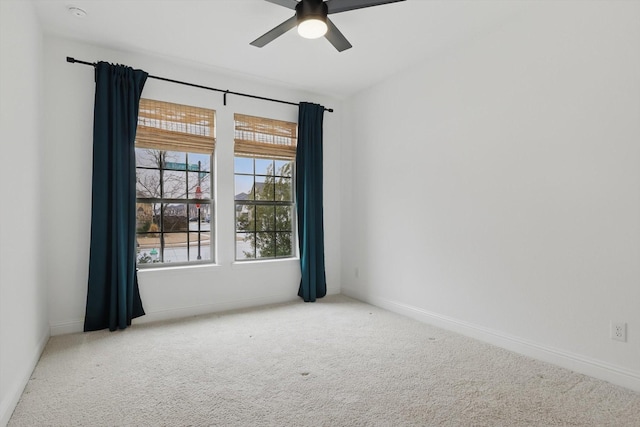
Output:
201 207 212 225
276 232 293 257
136 203 155 232
255 158 274 176
188 153 211 172
255 205 275 231
162 233 188 263
137 236 161 264
136 169 161 198
163 204 188 231
188 207 211 225
234 156 253 174
136 148 162 168
275 206 292 231
188 232 210 261
235 175 254 200
275 160 292 177
275 177 292 201
236 233 255 259
236 204 254 231
256 232 275 258
163 171 187 199
254 176 274 201
163 151 186 169
188 171 211 199
233 150 294 261
188 205 199 222
189 242 211 261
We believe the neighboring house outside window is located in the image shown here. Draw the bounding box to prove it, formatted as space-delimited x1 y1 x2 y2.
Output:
135 99 216 266
234 113 296 261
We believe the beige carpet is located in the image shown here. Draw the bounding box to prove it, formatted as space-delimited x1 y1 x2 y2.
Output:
9 295 640 426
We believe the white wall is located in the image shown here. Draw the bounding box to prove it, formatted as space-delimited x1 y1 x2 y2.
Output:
0 1 49 425
43 36 342 335
342 1 640 391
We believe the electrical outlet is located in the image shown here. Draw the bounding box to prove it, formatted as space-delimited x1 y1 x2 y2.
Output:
611 322 627 342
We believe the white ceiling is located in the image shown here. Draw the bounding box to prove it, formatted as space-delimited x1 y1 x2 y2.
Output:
33 0 532 99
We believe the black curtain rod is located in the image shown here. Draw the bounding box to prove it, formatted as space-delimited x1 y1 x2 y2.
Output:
66 56 334 113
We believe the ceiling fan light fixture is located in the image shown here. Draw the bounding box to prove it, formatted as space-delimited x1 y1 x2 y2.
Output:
297 18 327 39
295 0 329 39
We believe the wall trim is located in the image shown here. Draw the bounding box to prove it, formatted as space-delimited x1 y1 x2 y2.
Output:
342 287 640 392
49 318 85 336
0 327 49 427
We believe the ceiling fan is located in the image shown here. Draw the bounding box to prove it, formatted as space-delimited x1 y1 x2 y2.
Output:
250 0 406 52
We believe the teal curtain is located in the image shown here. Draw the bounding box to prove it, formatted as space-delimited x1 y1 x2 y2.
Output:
296 102 327 302
84 62 147 332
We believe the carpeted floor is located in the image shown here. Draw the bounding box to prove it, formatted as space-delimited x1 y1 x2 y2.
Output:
9 295 640 426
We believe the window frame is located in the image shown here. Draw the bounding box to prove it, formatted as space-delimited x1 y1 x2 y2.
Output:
234 156 296 261
135 98 216 268
233 113 298 262
136 149 215 267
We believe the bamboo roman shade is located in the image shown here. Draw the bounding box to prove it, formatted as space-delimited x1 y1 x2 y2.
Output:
136 98 216 154
234 113 297 159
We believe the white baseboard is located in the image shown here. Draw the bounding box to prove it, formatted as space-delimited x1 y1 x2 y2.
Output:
49 318 84 336
0 327 49 427
342 287 640 392
49 293 303 336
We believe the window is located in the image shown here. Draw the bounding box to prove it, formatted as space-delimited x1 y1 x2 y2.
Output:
234 113 296 261
135 99 216 266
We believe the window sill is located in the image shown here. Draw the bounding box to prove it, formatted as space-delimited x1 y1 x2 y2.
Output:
137 263 221 274
231 258 299 270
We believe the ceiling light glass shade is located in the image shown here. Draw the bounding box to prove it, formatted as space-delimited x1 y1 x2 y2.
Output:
297 19 328 39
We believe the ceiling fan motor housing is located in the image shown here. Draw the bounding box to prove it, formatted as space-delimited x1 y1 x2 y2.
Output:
296 0 329 25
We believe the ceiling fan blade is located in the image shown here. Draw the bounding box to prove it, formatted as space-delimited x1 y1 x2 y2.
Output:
264 0 299 10
326 0 405 14
250 16 298 48
324 18 352 52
